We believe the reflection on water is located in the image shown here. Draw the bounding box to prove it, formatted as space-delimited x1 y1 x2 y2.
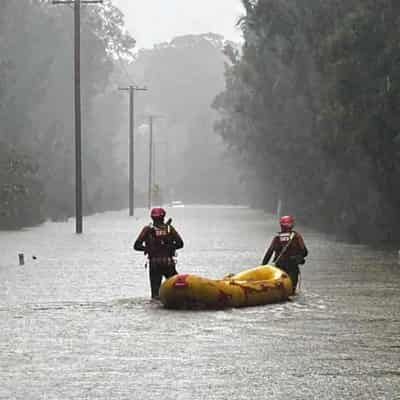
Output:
1 206 399 399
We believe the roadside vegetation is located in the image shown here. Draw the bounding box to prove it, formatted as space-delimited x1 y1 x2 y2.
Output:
0 0 135 228
2 0 399 243
214 0 400 242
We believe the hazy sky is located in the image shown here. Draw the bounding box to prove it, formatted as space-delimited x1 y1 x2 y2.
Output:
112 0 244 50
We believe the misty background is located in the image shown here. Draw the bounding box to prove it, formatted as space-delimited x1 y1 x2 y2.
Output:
1 0 400 243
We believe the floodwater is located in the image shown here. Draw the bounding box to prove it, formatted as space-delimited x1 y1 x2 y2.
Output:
0 206 399 400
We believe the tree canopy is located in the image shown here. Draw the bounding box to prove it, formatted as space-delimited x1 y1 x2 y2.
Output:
214 0 400 242
0 0 135 228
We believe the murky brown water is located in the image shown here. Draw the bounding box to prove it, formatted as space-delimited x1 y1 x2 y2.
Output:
1 206 399 399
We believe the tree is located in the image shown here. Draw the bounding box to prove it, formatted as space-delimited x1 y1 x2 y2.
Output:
126 33 245 204
0 0 136 227
214 0 400 242
0 142 44 229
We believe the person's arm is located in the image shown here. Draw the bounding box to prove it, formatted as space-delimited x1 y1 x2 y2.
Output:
170 226 184 250
289 232 308 264
133 227 149 252
262 237 277 265
296 233 308 258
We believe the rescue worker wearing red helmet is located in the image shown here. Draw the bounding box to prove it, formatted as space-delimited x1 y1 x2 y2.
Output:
262 215 308 294
134 207 184 299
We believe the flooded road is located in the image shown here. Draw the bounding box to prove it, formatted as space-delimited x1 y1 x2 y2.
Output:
1 206 399 399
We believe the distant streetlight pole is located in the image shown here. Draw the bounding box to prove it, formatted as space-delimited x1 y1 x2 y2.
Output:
119 85 147 216
144 115 165 209
52 0 103 234
158 140 168 200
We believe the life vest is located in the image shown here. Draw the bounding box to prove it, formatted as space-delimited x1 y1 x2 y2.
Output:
278 231 295 246
146 223 174 257
275 231 296 262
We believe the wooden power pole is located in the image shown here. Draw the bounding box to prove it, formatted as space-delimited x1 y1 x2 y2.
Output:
119 85 147 216
52 0 103 234
148 115 154 210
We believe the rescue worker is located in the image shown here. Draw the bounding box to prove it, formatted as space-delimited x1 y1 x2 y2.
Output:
262 215 308 294
134 207 184 299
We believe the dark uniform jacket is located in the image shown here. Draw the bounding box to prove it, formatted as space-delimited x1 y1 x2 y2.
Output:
262 230 308 266
134 223 184 259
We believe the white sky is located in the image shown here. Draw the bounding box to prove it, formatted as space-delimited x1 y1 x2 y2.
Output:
112 0 244 49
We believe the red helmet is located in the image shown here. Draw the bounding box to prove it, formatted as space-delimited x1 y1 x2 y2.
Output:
280 215 294 228
150 207 166 218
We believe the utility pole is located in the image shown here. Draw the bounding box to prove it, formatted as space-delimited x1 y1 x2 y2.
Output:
52 0 103 234
148 116 154 210
119 85 147 216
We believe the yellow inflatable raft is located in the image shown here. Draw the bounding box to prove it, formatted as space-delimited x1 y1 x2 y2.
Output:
159 264 293 309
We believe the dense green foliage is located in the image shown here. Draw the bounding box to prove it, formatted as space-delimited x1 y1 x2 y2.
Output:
0 0 135 228
214 0 400 242
5 0 398 241
0 142 44 229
